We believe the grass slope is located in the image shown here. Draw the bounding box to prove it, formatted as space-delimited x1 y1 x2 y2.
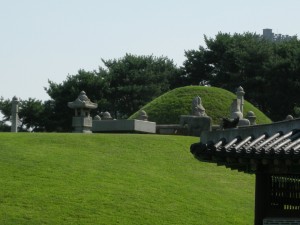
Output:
129 86 271 125
0 133 254 225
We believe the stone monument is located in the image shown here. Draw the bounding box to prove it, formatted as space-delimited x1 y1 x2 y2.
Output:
138 110 148 121
230 99 243 120
11 96 19 132
68 91 98 133
94 114 101 121
191 96 207 117
229 86 250 127
285 115 294 121
246 111 257 125
236 86 245 114
102 111 113 120
180 96 212 136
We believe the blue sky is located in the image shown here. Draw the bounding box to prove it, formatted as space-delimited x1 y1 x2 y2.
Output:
1 0 300 101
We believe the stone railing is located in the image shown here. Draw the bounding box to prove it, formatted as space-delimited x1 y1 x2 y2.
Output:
200 118 300 144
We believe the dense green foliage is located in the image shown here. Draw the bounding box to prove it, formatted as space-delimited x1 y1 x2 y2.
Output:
45 69 108 131
0 133 255 225
102 54 180 118
129 86 271 124
182 32 300 121
0 97 48 132
44 54 180 131
2 33 300 131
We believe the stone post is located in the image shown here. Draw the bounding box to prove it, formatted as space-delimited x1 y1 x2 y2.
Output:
11 96 19 132
236 86 245 114
246 111 257 125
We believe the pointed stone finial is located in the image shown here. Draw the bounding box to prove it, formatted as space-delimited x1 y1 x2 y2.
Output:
246 111 257 125
236 86 245 96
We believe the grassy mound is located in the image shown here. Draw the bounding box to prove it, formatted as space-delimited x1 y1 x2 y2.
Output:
129 86 271 125
0 133 255 225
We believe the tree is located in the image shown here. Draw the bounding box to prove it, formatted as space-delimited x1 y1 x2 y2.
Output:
45 54 180 131
102 54 180 118
0 97 12 132
181 47 213 86
45 69 109 132
262 39 300 120
0 97 46 132
0 121 10 132
0 97 12 122
182 32 300 121
18 98 45 131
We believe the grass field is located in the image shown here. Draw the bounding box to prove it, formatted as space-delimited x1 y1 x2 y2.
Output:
0 133 255 225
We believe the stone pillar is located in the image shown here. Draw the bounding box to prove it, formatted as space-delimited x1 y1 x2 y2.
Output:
11 96 19 133
236 86 245 114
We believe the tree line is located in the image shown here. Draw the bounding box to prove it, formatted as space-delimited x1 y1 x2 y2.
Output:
1 32 300 131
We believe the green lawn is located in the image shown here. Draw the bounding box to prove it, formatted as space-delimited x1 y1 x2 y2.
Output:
0 133 255 225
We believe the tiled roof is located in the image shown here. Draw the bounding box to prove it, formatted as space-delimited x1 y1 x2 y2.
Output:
191 120 300 174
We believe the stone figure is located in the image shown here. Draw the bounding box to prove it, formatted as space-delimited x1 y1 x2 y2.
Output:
138 110 148 121
192 96 207 117
94 115 101 121
102 111 113 120
179 96 211 136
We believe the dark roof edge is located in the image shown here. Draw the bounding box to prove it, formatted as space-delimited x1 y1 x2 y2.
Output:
200 118 300 144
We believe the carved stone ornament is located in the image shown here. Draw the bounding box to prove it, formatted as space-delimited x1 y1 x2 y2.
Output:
68 91 98 109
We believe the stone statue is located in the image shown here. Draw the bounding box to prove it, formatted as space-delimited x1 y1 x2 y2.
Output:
102 111 113 120
192 96 207 117
94 115 101 121
138 110 148 121
179 96 211 136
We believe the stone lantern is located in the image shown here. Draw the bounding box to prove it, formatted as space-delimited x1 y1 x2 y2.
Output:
68 91 98 133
